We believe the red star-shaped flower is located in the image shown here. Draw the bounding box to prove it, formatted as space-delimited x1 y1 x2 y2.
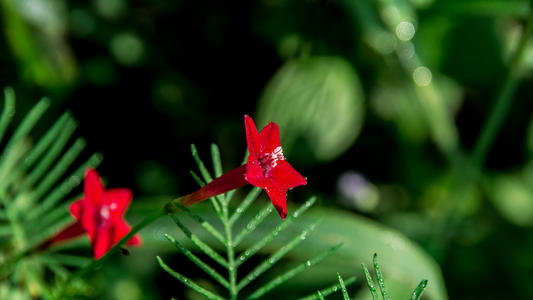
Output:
69 169 141 259
244 115 307 219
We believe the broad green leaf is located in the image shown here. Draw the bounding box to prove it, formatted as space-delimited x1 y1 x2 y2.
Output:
257 56 365 163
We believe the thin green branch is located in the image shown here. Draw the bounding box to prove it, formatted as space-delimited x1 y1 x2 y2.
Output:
222 150 249 205
211 144 223 179
373 253 390 300
191 145 225 209
27 153 103 220
229 187 262 225
190 170 205 186
171 214 229 268
165 234 230 289
246 243 342 300
471 3 533 168
235 197 316 267
236 220 320 292
233 203 273 247
22 112 71 168
157 256 226 300
16 118 77 195
410 279 428 300
189 168 223 218
41 254 92 268
0 87 16 145
317 291 325 300
27 138 86 206
3 97 49 152
337 273 350 300
191 144 214 183
221 201 237 300
362 263 378 300
170 202 226 245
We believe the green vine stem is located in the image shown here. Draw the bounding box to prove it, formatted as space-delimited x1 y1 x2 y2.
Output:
428 1 533 247
471 0 533 169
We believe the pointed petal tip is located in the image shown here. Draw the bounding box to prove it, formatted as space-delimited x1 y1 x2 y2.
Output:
127 235 142 246
274 204 287 219
85 167 97 177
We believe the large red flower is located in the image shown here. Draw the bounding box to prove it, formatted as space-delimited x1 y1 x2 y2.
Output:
69 169 141 259
243 115 307 219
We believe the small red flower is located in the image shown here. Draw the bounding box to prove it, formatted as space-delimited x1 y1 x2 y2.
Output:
169 115 307 219
243 115 307 219
69 169 141 259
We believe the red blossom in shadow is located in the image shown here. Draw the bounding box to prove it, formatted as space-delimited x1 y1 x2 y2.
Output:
46 169 141 259
70 168 141 259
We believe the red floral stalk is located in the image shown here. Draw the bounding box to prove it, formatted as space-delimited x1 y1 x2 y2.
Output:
44 169 141 259
169 115 307 219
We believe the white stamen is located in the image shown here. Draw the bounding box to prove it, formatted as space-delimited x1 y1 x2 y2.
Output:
271 146 284 167
100 206 110 219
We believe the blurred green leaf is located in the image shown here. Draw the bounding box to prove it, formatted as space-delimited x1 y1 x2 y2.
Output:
424 0 530 17
486 171 533 227
420 173 481 218
257 56 365 163
142 200 448 299
1 0 77 89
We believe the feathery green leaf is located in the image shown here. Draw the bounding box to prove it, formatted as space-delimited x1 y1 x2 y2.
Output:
298 276 356 300
165 234 230 288
157 256 226 300
246 243 342 299
171 214 229 268
410 279 428 300
362 263 378 300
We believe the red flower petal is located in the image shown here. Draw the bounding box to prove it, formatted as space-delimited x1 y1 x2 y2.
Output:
69 199 82 219
263 181 288 219
92 227 113 260
84 168 104 206
244 115 261 160
114 221 142 246
103 188 132 219
66 168 141 260
258 122 281 155
270 160 307 190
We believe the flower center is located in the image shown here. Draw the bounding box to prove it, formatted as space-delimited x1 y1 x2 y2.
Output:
97 203 117 227
259 146 284 176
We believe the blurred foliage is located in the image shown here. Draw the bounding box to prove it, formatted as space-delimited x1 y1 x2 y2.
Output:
1 0 533 299
257 56 364 163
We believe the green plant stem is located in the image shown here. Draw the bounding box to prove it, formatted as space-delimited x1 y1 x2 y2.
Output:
435 1 533 244
471 2 533 169
222 200 237 300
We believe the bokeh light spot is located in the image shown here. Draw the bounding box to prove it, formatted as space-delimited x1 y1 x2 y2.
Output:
94 0 126 19
372 31 396 55
110 33 144 66
395 21 416 41
413 66 432 86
